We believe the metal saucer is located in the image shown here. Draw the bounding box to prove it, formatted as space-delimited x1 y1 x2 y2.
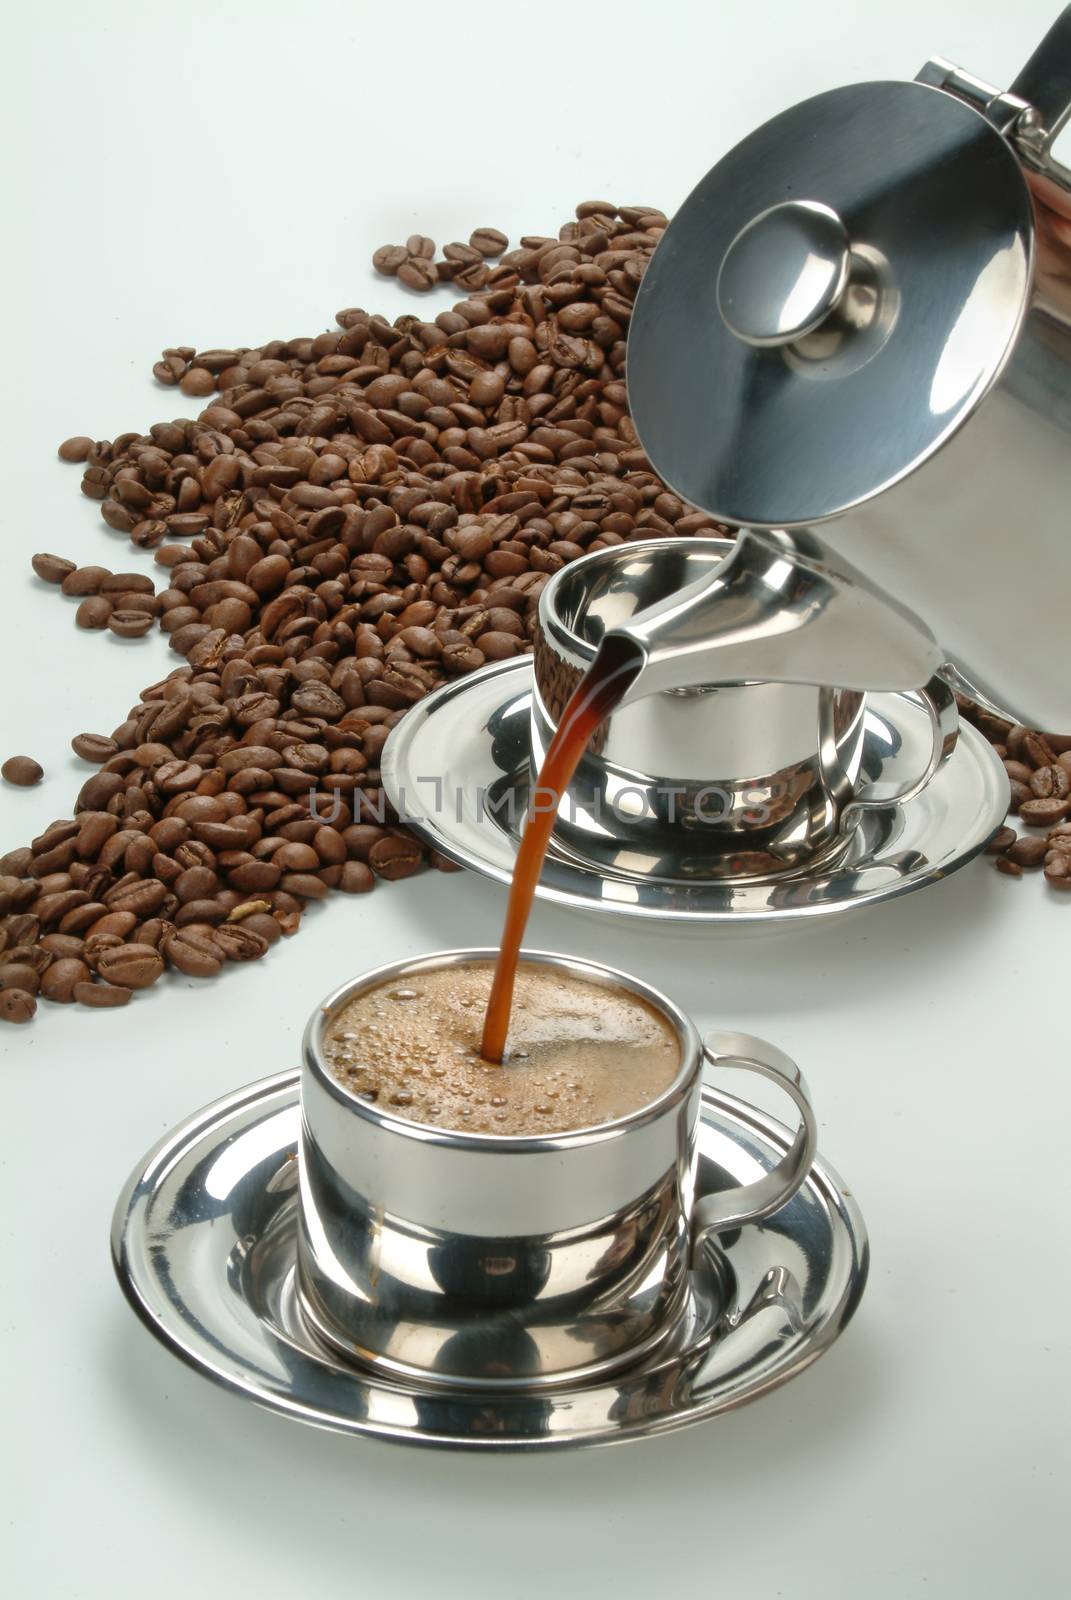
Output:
382 658 1008 924
112 1072 868 1453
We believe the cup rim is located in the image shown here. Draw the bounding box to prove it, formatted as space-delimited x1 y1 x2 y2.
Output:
302 946 701 1152
538 535 734 663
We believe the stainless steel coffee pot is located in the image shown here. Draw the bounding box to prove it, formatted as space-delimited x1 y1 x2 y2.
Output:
626 8 1071 732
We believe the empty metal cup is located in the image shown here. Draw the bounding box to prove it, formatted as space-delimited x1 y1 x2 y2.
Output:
297 948 816 1389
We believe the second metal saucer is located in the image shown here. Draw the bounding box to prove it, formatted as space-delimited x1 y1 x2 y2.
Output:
382 659 1008 924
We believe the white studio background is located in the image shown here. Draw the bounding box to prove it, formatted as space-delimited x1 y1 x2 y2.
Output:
1 4 1067 1599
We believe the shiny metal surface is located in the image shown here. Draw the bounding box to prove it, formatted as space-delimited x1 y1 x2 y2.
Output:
112 1071 867 1451
716 200 852 347
533 537 952 875
626 15 1071 732
297 949 816 1388
534 538 866 870
627 80 1032 528
382 658 1009 924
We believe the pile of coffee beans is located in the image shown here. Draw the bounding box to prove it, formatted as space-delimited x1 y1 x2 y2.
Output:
2 200 729 1023
1 199 1064 1023
965 703 1071 886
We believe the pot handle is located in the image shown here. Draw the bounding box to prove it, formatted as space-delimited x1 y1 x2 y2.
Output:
691 1032 818 1264
840 672 958 824
1011 6 1071 153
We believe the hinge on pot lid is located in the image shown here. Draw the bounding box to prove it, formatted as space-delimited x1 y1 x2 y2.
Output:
915 57 1034 138
918 8 1071 176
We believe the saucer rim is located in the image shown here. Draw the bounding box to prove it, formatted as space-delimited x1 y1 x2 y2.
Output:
382 657 1008 924
111 1070 869 1453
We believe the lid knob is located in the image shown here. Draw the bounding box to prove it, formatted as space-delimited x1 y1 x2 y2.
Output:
716 200 852 348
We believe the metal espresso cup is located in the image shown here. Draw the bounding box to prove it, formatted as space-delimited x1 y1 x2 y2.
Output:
533 537 956 878
297 948 817 1389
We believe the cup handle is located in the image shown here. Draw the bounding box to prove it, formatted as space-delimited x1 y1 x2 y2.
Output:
691 1032 818 1266
841 672 958 823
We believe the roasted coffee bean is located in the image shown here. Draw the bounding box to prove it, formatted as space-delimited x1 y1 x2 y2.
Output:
1008 835 1049 868
233 910 279 942
212 923 269 961
1019 796 1071 825
58 436 93 463
469 227 508 258
405 234 436 260
108 609 154 638
373 245 408 276
985 827 1016 855
994 856 1022 877
0 963 42 995
368 835 423 880
73 981 133 1008
72 733 119 763
0 989 36 1023
32 552 77 584
39 933 85 960
39 957 92 1002
76 596 112 629
162 926 224 977
1030 764 1071 800
61 565 112 597
338 860 374 893
95 943 165 988
2 756 43 787
397 258 437 292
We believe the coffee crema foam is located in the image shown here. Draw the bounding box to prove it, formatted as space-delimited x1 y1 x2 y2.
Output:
323 960 680 1136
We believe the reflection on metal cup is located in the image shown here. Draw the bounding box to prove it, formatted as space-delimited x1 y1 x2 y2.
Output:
297 948 817 1389
533 539 869 878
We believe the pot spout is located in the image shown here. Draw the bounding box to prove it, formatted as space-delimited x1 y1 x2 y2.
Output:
597 529 945 704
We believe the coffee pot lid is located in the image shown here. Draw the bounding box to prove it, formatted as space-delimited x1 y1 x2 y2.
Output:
627 80 1034 528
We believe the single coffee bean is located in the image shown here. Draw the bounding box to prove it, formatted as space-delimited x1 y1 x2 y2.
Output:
58 436 94 463
39 957 92 1002
39 933 85 960
1030 764 1071 800
0 988 36 1023
338 860 374 893
76 596 112 629
1008 835 1049 868
405 234 436 260
443 242 482 267
108 609 154 639
985 826 1016 855
179 367 215 397
72 733 119 763
397 258 437 292
1019 796 1071 825
994 856 1022 877
73 981 133 1008
2 756 43 787
429 850 463 873
212 923 269 961
61 565 112 597
372 245 408 276
162 927 223 977
368 835 423 880
0 963 42 995
95 943 165 988
32 552 77 584
469 227 509 257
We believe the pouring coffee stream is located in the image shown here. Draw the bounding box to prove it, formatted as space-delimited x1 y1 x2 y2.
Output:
480 530 944 1061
